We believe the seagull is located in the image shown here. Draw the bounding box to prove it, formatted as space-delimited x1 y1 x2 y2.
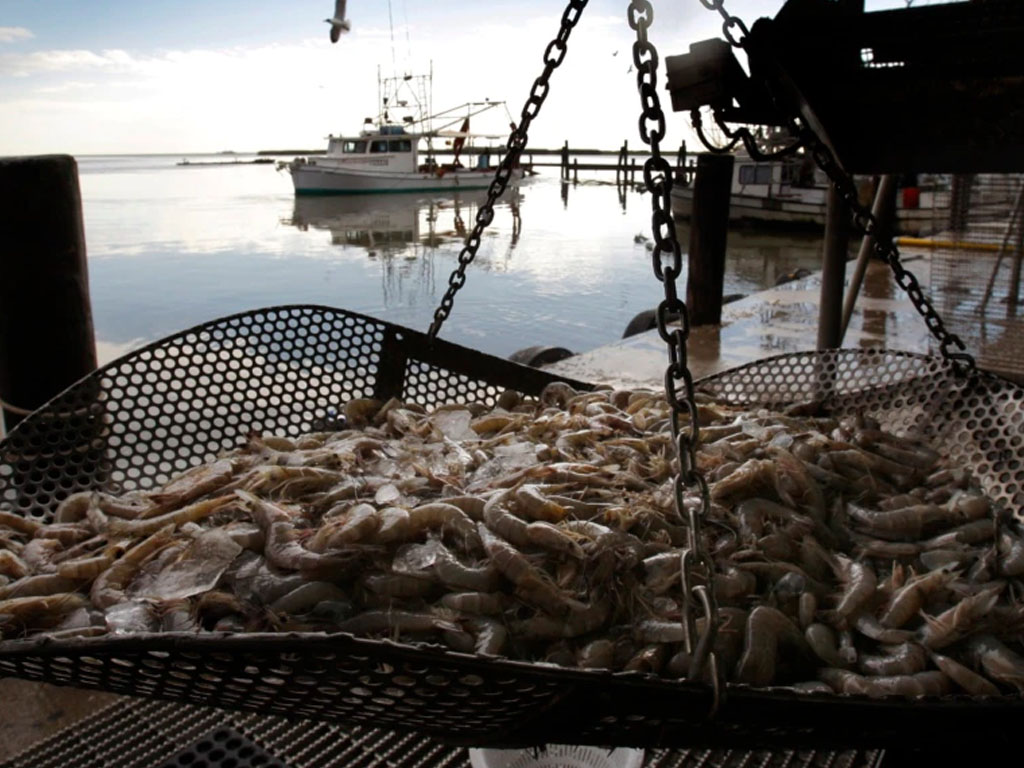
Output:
326 0 351 43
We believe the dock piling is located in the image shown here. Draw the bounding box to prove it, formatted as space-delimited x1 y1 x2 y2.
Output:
818 182 853 350
0 155 97 431
686 153 734 326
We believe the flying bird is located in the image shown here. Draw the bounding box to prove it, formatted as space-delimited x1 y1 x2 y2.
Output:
326 0 351 43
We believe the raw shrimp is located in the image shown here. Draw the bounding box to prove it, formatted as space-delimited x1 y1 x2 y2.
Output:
879 568 957 628
964 634 1024 692
734 606 811 687
90 524 176 609
439 592 507 616
0 593 89 638
819 668 950 698
105 495 236 537
929 651 1001 696
857 642 927 677
917 583 1003 649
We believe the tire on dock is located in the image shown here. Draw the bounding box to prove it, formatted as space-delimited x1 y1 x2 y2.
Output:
508 345 575 368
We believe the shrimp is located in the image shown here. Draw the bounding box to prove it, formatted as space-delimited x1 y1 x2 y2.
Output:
433 546 502 592
710 459 778 503
150 458 236 509
363 573 435 598
879 568 957 628
917 583 1003 650
483 491 531 548
929 651 1001 696
624 644 667 674
478 524 576 616
0 550 28 579
465 616 507 655
819 669 951 698
998 529 1024 576
921 519 996 550
525 522 585 559
857 642 927 677
0 573 83 600
513 485 568 522
106 495 236 537
964 634 1024 692
831 555 877 620
734 606 812 687
90 524 176 609
439 591 507 616
54 492 94 523
512 597 610 640
334 609 459 637
33 523 94 546
0 593 89 638
308 504 379 551
805 623 845 667
377 502 481 551
577 638 616 669
0 511 41 537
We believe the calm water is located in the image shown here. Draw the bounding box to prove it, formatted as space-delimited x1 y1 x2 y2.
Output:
78 154 825 365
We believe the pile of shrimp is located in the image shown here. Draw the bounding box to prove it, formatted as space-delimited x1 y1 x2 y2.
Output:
1 381 1023 700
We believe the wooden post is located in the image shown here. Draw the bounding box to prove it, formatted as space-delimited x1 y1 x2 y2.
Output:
686 153 734 326
818 182 852 349
1009 211 1024 310
840 175 896 341
0 155 97 430
560 140 569 181
573 159 578 184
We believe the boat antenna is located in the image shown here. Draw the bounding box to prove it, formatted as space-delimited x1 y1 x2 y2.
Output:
387 0 397 76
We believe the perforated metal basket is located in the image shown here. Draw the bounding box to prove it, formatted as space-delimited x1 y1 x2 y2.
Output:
1 307 1023 750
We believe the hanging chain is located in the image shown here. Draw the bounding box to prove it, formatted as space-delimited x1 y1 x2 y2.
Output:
427 0 588 339
628 0 722 709
697 0 749 48
690 0 976 375
802 132 977 373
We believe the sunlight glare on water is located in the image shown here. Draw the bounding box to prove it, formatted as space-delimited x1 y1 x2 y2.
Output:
77 155 824 366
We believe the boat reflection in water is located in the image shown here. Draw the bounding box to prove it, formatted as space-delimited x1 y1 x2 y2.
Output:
287 186 522 257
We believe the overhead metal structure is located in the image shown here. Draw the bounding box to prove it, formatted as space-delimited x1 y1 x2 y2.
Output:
668 0 1024 174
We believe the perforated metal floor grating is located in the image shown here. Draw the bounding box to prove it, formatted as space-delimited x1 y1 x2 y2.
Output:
0 696 884 768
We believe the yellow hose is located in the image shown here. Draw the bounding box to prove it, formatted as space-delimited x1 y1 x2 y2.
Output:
895 236 1004 253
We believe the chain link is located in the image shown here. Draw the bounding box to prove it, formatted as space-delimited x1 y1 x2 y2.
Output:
427 0 588 339
628 0 721 706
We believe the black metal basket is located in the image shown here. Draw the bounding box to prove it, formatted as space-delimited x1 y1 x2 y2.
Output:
2 306 1023 751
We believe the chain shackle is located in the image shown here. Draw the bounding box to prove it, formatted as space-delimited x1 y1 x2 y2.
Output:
628 0 721 700
427 0 589 340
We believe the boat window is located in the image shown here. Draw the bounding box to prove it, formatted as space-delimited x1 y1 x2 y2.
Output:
388 139 412 153
370 140 390 153
739 165 773 185
342 140 367 154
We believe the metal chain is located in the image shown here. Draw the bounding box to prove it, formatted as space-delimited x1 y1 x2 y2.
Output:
690 0 975 374
427 0 588 339
627 0 722 709
697 0 749 48
803 131 976 372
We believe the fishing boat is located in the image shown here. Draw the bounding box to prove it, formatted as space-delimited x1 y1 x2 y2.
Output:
285 70 524 195
670 148 951 236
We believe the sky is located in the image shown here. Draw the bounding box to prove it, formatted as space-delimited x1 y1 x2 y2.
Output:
0 0 950 155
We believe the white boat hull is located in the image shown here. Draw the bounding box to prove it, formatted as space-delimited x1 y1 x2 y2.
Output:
290 161 516 195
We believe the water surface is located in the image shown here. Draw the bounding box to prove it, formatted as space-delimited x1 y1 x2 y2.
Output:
78 154 825 365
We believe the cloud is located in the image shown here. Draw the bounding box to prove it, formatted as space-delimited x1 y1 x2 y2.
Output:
0 27 33 43
0 48 138 76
